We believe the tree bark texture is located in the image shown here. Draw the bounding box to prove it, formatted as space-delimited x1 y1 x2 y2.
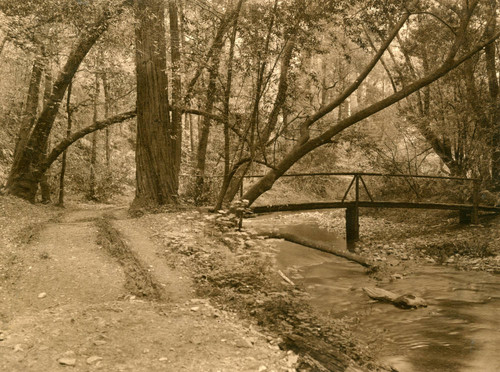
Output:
133 0 178 206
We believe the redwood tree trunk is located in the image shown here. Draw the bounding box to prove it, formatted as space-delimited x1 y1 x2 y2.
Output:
133 0 178 207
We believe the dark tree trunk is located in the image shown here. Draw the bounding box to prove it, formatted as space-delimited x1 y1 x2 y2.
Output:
89 75 100 200
102 72 112 168
13 58 44 165
168 0 182 186
39 67 53 204
58 80 73 206
6 9 113 202
194 58 219 205
133 0 178 207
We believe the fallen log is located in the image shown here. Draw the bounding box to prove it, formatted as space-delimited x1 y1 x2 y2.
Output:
363 286 427 309
260 230 375 268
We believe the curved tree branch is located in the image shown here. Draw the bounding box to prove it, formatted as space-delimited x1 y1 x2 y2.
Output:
40 110 136 174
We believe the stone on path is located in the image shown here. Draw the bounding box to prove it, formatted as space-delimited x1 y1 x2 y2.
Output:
57 357 76 366
86 356 103 364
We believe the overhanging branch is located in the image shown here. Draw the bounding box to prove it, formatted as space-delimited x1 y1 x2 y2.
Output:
40 109 136 174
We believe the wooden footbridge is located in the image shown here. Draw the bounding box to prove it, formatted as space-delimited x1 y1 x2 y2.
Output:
245 172 500 242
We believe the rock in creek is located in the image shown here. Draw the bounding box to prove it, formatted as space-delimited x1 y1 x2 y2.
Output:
363 287 427 309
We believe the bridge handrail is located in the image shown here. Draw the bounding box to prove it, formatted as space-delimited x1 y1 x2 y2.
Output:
243 172 477 182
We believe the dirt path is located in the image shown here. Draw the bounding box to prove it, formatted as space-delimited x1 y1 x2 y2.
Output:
0 204 292 372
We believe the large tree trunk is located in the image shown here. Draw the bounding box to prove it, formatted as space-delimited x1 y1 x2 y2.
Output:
5 9 114 202
133 0 178 207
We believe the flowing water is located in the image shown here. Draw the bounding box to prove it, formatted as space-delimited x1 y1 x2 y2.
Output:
254 219 500 371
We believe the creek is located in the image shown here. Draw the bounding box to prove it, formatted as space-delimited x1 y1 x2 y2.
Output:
251 218 500 372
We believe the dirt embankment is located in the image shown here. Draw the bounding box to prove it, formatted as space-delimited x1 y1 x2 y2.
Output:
0 197 298 372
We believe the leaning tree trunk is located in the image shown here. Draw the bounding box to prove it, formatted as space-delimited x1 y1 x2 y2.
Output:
5 9 114 202
133 0 178 207
242 10 500 205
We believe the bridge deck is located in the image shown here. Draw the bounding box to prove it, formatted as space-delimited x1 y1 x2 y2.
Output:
252 201 500 214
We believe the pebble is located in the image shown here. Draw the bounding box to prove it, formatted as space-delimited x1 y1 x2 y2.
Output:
86 356 103 364
235 338 253 348
258 366 268 372
159 357 169 362
93 340 107 346
58 357 76 366
38 292 47 299
13 344 23 352
190 306 200 312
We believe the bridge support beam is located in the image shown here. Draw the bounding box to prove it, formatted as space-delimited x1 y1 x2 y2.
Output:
346 206 359 243
459 210 471 224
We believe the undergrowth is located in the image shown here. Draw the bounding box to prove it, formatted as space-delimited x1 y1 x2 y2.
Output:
161 223 380 371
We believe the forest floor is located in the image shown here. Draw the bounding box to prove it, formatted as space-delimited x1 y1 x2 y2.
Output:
0 195 498 372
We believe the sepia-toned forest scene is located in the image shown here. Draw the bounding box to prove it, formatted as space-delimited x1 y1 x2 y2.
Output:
0 0 499 371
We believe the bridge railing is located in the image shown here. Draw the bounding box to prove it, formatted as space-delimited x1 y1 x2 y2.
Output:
243 172 480 240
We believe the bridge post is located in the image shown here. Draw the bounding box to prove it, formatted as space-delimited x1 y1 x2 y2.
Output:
346 206 359 243
346 175 360 243
472 179 479 224
459 210 471 224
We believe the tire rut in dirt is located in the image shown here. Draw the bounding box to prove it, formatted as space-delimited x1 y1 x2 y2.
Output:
95 217 166 301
